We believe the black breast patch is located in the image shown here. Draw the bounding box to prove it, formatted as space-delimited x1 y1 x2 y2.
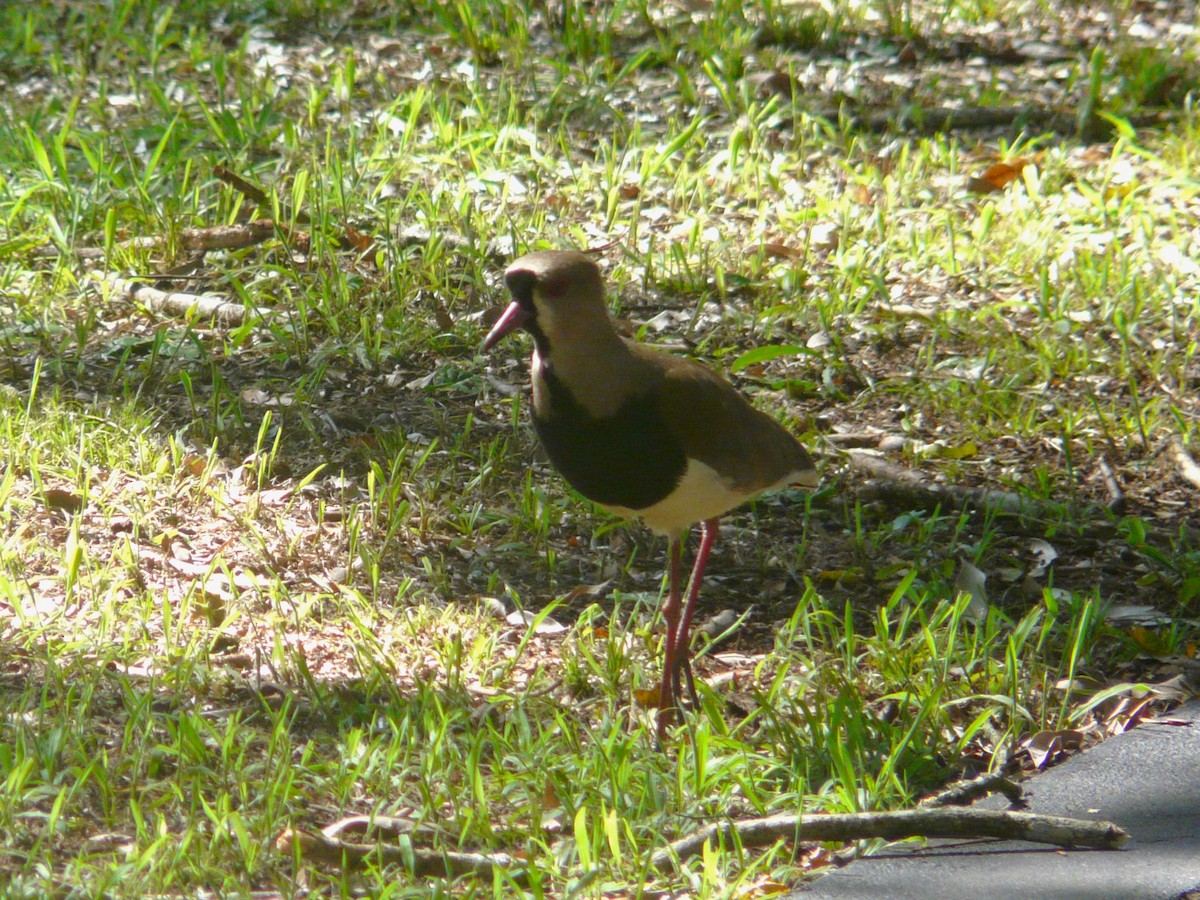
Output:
533 369 686 511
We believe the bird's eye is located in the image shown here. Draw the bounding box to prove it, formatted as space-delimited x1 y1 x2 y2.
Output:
540 275 569 298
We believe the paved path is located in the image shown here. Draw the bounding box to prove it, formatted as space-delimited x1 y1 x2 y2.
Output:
796 700 1200 899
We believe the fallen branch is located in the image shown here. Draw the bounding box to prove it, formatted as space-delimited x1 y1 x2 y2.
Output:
214 164 275 212
36 219 291 261
651 808 1127 870
103 273 269 326
153 219 287 252
846 451 1038 515
1171 438 1200 490
1096 455 1126 514
276 827 525 882
920 771 1024 808
822 431 890 449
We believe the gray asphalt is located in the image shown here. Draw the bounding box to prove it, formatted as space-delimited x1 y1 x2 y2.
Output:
795 699 1200 899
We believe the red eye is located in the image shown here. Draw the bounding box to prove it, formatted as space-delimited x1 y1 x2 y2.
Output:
541 274 568 298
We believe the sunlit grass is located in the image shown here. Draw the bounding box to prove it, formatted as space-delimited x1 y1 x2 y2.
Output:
0 0 1197 895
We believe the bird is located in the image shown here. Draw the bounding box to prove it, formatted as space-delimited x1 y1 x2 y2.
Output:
483 250 817 742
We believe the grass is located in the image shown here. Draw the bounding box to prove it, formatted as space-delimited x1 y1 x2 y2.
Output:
1 0 1199 895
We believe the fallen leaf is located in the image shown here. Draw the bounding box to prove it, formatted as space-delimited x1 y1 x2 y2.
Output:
955 559 989 620
1028 539 1058 577
808 222 840 251
343 224 374 253
696 608 740 639
911 440 977 460
1106 604 1169 627
506 610 566 635
560 580 613 604
1128 625 1171 654
42 488 85 514
1024 728 1083 769
181 454 208 476
966 157 1032 194
746 70 795 99
816 568 864 585
633 688 659 709
735 877 789 897
761 240 801 259
878 304 936 323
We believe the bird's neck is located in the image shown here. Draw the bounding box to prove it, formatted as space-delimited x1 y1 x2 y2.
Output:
532 332 643 420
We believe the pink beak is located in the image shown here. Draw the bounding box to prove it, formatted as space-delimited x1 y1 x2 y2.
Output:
482 301 531 350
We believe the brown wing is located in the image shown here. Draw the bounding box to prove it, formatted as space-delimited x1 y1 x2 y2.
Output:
647 348 815 493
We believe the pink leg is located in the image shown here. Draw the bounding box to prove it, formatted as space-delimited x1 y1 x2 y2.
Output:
656 536 685 744
673 519 718 703
656 519 719 744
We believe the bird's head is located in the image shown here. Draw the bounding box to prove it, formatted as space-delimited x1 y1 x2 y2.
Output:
483 251 609 354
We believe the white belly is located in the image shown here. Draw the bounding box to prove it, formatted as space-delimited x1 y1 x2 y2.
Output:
600 459 756 538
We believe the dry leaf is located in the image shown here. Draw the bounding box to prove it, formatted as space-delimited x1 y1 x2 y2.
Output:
1024 728 1083 769
955 559 989 620
633 687 659 709
560 580 613 604
808 222 840 251
816 568 864 584
747 70 795 99
966 157 1032 194
1028 539 1058 577
1106 604 1169 627
343 225 374 253
762 240 801 259
735 877 790 897
505 609 566 635
181 454 208 476
42 488 85 514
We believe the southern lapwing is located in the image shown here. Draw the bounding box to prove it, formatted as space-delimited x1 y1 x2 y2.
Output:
484 250 817 741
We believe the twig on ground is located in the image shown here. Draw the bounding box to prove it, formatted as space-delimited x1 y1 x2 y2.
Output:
846 451 1036 514
920 771 1025 808
165 219 289 252
651 808 1128 870
213 164 277 212
276 826 525 882
822 431 890 449
102 273 268 326
1170 438 1200 490
1096 455 1126 513
35 220 292 261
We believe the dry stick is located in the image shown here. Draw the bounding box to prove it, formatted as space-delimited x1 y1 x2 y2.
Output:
846 451 1035 514
276 828 525 882
213 164 274 210
32 220 285 260
104 273 268 326
822 431 891 449
845 450 1200 547
1171 438 1200 490
651 808 1128 870
120 219 287 252
920 771 1024 808
1096 455 1126 513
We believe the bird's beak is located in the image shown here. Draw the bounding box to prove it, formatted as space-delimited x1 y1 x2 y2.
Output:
482 301 530 350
